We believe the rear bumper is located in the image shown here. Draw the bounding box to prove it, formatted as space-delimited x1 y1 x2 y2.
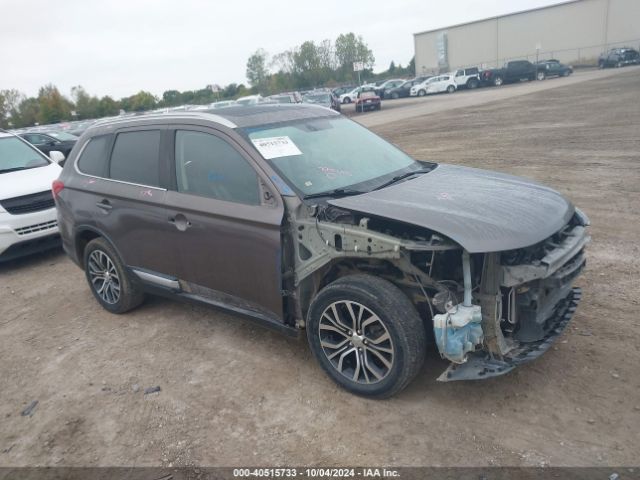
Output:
438 287 581 381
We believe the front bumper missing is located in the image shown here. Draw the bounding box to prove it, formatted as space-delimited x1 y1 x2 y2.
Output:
437 287 581 382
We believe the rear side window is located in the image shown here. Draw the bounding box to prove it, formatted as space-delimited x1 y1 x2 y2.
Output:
77 135 109 177
109 130 161 187
174 130 259 205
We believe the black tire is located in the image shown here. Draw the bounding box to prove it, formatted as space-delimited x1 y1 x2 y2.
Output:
83 237 144 314
343 97 351 104
616 61 623 68
536 70 546 81
391 92 399 99
417 89 426 97
446 85 455 93
494 76 503 86
467 78 479 89
307 274 426 398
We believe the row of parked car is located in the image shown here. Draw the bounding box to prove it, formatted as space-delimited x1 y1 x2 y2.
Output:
333 58 575 104
327 47 639 110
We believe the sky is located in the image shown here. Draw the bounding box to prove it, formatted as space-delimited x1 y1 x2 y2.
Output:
0 0 568 99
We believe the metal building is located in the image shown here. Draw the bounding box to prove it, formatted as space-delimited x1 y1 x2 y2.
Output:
414 0 640 74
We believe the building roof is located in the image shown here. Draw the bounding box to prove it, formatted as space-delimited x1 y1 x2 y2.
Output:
413 0 582 36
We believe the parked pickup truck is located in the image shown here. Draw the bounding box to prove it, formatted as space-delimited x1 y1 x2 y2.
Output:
479 60 545 87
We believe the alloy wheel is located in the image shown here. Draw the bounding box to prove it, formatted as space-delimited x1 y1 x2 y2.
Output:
88 250 121 304
318 300 394 384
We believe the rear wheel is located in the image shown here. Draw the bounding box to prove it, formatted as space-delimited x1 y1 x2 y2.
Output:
307 275 426 398
536 70 546 81
343 97 351 104
494 76 503 86
467 78 479 89
83 237 144 314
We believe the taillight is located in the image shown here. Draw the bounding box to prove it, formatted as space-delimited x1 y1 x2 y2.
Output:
52 180 64 199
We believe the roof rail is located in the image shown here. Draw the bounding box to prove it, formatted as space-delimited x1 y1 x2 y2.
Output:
89 111 236 129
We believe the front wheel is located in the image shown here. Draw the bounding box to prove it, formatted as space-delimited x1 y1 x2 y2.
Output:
307 275 426 398
391 92 399 99
494 76 503 86
536 71 546 81
446 85 456 93
417 89 426 97
343 97 351 104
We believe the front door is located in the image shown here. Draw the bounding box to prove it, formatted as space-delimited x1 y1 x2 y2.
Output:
164 126 285 319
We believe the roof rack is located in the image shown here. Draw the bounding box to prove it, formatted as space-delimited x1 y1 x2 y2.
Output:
89 111 237 129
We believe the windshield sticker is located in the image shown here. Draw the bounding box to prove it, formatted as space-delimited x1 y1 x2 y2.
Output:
317 166 352 180
251 136 302 160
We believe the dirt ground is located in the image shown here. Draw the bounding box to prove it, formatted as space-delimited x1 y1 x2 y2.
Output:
1 69 639 468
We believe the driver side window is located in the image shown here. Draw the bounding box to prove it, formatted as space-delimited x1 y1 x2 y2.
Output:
175 130 260 205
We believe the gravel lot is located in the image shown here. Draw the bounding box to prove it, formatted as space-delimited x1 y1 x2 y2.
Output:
1 67 639 468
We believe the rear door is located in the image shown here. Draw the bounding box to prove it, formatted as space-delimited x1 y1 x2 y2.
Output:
165 125 285 319
94 126 178 278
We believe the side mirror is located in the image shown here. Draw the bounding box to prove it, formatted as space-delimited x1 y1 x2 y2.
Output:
49 151 66 164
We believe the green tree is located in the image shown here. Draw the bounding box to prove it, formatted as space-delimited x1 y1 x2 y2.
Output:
128 91 156 112
97 96 120 117
246 49 269 92
37 84 72 124
162 90 182 107
388 61 396 74
335 33 375 82
0 89 24 128
71 85 100 119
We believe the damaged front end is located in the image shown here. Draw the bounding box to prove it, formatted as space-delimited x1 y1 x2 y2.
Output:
437 209 590 381
288 198 590 383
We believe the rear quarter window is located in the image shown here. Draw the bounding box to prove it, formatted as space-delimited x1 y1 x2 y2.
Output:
109 130 161 187
77 135 110 177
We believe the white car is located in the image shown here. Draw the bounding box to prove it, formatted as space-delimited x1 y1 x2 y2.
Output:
235 95 263 106
410 75 457 96
0 130 64 262
339 87 361 104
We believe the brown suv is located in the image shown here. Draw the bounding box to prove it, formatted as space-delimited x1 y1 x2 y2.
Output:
54 104 589 398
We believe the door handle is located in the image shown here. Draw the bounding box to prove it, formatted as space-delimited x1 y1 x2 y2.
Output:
96 200 112 211
168 213 191 232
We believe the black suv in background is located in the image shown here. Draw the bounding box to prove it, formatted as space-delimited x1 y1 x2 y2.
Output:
536 60 573 77
19 131 78 163
598 47 640 68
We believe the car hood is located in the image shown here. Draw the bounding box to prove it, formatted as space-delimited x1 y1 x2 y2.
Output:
329 164 575 253
0 163 62 201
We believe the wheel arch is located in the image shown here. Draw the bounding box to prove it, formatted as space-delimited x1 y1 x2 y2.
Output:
73 226 122 269
296 257 410 325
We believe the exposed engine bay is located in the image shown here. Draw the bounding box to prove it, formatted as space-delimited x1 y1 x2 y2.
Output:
285 199 590 382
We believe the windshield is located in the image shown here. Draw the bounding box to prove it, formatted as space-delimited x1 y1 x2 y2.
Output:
243 116 420 196
0 137 49 173
48 131 78 141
